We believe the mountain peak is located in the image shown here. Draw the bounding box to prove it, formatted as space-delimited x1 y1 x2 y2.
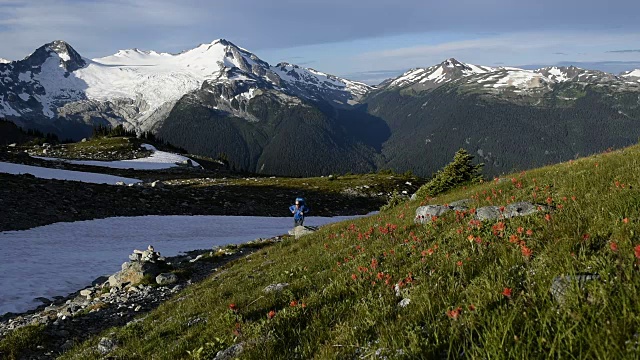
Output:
441 58 464 68
24 40 86 72
0 57 10 64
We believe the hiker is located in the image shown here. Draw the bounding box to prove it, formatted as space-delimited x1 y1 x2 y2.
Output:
289 197 309 227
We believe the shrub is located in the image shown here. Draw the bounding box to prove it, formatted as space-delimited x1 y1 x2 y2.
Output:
413 148 483 200
380 190 406 211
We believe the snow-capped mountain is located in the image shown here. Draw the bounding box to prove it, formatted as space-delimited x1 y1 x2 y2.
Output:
273 62 370 105
0 58 10 64
621 69 640 82
0 39 371 136
535 66 618 83
376 59 639 101
380 58 494 90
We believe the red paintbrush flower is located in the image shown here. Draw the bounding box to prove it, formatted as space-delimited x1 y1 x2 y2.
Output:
446 307 462 319
502 287 512 298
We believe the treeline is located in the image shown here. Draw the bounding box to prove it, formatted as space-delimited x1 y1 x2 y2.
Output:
0 118 67 146
364 84 640 177
91 124 188 155
156 93 383 176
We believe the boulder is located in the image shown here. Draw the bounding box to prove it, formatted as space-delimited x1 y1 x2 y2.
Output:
150 180 164 188
448 199 471 211
108 261 162 288
293 225 317 239
475 206 502 221
550 274 600 304
97 337 118 355
215 343 244 360
156 273 178 286
414 205 450 224
264 283 289 293
503 202 540 219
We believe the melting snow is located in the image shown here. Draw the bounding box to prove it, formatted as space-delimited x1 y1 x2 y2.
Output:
544 67 570 82
493 70 549 90
0 162 141 184
0 214 369 315
35 144 200 170
622 69 640 80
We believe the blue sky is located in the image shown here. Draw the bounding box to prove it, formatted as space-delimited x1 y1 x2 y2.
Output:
1 0 639 84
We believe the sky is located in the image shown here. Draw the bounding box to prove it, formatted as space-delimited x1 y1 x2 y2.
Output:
0 0 639 84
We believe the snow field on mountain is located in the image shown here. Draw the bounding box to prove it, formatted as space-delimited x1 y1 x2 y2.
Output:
0 214 367 315
0 162 141 184
34 144 200 170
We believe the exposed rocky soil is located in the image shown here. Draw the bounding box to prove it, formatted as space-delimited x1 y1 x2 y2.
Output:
0 142 420 232
0 238 280 360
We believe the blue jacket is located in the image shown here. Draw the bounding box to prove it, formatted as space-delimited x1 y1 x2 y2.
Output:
289 204 309 220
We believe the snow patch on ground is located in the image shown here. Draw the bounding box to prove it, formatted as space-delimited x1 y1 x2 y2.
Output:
493 70 549 90
622 69 640 80
34 144 200 170
0 214 368 314
0 162 141 184
546 67 570 82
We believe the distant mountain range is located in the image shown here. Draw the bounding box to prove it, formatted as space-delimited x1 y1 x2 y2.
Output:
2 40 640 177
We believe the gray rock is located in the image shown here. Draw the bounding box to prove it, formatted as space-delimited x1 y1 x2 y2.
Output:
115 181 126 186
215 342 244 360
108 261 162 288
410 193 417 201
150 180 163 188
264 283 289 293
61 340 74 351
475 206 502 221
414 205 450 224
550 274 600 304
156 273 178 286
97 337 117 355
91 275 109 286
448 199 471 211
8 143 16 147
80 289 93 297
81 138 87 142
33 296 50 304
503 202 540 218
293 225 317 239
178 159 193 167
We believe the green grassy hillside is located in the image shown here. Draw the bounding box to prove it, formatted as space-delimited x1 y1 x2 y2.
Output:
6 144 640 359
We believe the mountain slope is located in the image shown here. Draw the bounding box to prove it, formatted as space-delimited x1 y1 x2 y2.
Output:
156 82 388 176
51 141 640 359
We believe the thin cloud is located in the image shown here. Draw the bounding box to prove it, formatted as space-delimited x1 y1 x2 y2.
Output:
607 49 640 53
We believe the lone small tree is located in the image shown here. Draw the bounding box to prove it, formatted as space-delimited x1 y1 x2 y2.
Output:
414 148 483 199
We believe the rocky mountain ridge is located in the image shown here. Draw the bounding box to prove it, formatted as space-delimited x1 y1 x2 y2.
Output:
0 39 371 138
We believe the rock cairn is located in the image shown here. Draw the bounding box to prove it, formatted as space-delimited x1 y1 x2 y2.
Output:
108 245 168 289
